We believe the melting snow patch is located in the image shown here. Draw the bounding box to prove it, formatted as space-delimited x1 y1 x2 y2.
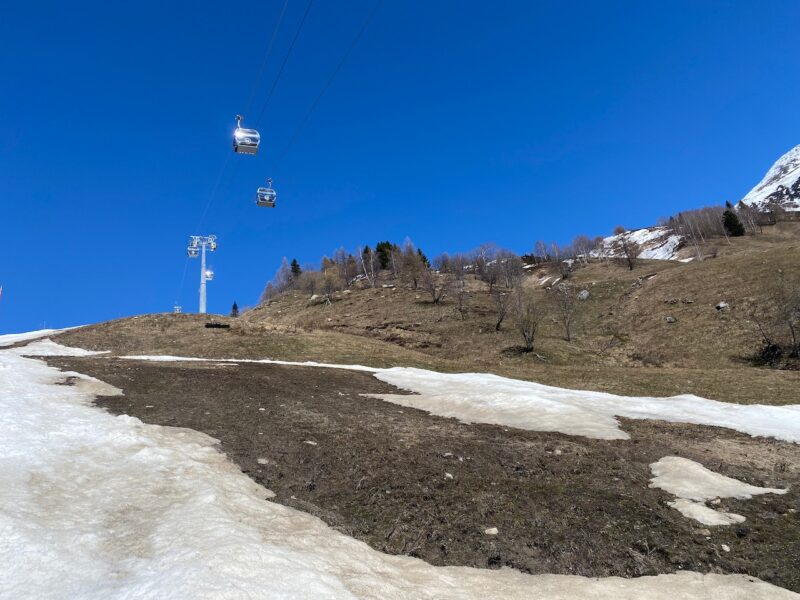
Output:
123 356 800 443
368 368 800 442
1 342 797 598
649 457 787 526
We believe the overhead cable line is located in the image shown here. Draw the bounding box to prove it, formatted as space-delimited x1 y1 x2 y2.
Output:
255 0 315 127
243 0 291 118
277 0 381 163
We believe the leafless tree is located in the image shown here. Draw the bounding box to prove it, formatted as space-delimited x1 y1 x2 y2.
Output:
551 282 578 341
421 268 448 304
498 251 524 288
753 270 800 360
296 271 323 297
592 236 607 261
453 279 468 319
534 240 550 262
572 235 593 265
514 288 543 353
611 232 640 271
322 267 344 301
358 246 378 287
432 252 451 273
400 238 425 289
259 282 277 304
491 290 510 331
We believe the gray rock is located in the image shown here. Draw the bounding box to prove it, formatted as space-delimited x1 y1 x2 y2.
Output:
665 316 678 323
577 289 590 300
715 301 730 311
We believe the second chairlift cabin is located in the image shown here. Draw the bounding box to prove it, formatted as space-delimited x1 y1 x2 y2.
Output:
256 178 277 208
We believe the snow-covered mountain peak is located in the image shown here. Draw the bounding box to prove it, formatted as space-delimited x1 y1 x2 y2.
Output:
739 145 800 212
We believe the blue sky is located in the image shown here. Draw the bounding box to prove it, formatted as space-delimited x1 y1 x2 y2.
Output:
2 0 799 331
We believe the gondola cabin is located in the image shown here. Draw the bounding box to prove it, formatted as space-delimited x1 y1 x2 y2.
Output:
256 178 277 208
233 115 260 155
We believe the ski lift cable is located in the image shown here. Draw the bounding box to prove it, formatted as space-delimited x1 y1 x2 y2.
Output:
242 0 291 119
175 4 297 308
276 0 381 164
174 255 190 308
254 0 315 128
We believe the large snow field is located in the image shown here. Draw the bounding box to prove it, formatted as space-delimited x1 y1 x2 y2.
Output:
122 356 800 442
1 343 797 597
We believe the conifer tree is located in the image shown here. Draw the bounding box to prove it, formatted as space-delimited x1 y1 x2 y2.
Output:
723 202 746 237
375 241 394 270
230 301 239 318
290 258 302 278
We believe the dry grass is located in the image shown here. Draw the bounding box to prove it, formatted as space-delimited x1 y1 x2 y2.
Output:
55 222 800 406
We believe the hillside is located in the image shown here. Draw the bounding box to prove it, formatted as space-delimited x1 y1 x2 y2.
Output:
57 221 800 405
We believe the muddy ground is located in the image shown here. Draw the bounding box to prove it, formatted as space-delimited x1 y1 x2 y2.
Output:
48 356 800 592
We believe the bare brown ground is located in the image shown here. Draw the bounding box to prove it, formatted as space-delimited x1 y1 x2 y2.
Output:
47 355 800 592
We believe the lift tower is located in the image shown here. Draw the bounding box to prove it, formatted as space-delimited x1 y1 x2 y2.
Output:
186 235 217 314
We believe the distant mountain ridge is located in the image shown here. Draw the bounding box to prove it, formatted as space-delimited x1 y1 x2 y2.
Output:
739 145 800 212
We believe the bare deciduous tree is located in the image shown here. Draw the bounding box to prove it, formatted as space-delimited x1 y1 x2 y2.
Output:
296 271 323 297
358 246 377 287
498 251 524 288
421 268 448 304
454 280 468 319
752 270 800 362
322 267 344 301
611 230 640 271
552 282 578 341
400 238 425 289
514 288 543 353
491 290 510 331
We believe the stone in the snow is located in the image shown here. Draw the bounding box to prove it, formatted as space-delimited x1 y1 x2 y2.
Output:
484 527 498 535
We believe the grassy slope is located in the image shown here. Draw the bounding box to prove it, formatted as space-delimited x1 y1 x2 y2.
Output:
56 222 800 405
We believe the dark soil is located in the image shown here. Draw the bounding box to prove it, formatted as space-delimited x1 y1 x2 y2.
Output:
48 356 800 592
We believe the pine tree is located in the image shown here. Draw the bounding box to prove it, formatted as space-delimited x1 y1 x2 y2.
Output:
723 205 746 237
375 241 394 270
290 258 302 278
230 301 239 318
417 248 430 268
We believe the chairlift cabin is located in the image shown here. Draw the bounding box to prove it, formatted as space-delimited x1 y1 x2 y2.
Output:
187 246 199 258
209 240 217 251
256 178 277 208
233 115 260 155
204 269 215 281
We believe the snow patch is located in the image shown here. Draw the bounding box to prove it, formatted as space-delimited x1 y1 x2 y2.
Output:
592 227 683 261
369 368 800 442
0 329 61 347
649 457 787 526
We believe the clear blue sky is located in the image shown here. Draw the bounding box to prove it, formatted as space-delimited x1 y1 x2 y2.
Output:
2 0 799 332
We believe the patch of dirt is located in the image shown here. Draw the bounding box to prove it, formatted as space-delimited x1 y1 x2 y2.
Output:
48 356 800 592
